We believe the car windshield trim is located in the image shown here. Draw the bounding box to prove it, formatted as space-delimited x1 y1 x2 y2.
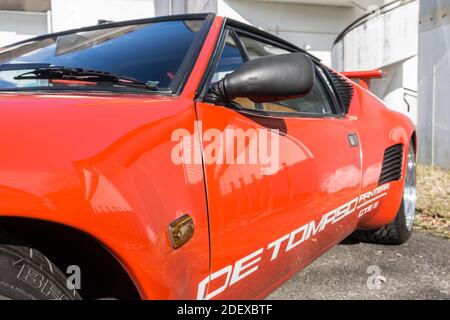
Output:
168 13 215 94
0 13 216 95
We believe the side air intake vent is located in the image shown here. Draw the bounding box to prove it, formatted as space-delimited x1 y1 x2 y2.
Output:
326 68 354 113
379 144 404 186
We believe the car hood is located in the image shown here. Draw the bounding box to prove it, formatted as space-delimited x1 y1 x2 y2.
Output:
0 92 196 213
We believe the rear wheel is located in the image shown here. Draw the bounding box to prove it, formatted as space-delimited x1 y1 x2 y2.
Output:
353 142 417 245
0 231 81 300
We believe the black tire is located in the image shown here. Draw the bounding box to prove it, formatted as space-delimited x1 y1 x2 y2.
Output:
0 231 81 300
352 201 412 245
352 142 417 245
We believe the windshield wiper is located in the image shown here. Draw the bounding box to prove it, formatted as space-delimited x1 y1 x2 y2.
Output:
14 66 159 91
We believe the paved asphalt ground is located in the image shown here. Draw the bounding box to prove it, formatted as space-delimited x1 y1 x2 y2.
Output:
267 231 449 300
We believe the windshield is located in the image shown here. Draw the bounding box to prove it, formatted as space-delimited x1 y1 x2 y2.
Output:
0 19 204 92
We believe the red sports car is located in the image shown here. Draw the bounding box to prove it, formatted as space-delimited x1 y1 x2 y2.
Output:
0 13 416 300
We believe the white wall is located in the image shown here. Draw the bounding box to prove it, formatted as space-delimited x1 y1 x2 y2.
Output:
0 10 48 47
369 56 418 124
332 0 419 71
154 0 217 15
418 0 450 168
331 1 419 125
51 0 155 32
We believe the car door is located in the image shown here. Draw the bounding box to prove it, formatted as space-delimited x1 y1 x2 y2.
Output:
195 27 362 300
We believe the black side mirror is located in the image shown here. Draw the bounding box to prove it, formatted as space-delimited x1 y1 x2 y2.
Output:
206 53 315 104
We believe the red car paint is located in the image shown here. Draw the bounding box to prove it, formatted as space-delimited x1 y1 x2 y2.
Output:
342 70 385 80
0 15 415 299
342 70 385 90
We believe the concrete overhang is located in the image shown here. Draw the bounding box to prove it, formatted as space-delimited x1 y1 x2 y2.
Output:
0 0 51 12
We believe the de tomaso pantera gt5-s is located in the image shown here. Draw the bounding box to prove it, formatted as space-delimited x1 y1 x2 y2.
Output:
0 13 416 300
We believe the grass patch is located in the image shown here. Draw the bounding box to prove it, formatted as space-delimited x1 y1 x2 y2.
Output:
415 165 450 239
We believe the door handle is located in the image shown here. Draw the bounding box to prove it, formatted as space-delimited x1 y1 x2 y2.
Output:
348 133 359 147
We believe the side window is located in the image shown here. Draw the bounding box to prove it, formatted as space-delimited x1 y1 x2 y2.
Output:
239 35 290 59
263 72 334 115
212 33 245 83
237 34 334 115
211 32 256 110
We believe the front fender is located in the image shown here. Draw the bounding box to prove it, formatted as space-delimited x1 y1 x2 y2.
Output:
0 94 210 299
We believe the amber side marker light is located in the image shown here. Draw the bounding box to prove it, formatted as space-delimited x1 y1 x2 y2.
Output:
169 214 194 249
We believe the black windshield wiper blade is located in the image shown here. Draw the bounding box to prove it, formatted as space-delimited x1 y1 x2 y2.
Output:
14 66 159 91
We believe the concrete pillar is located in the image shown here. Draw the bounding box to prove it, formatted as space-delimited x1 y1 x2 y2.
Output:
418 0 450 168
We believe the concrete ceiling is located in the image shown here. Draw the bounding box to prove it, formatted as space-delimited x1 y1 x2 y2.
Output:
0 0 51 12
